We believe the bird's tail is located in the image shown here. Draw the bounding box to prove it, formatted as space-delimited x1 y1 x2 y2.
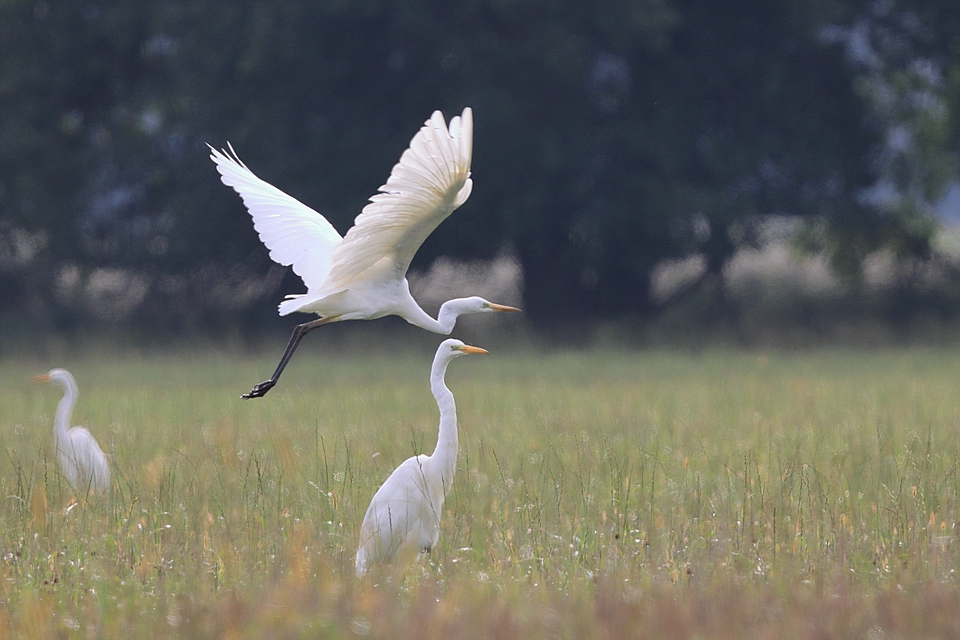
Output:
278 294 308 316
278 288 349 316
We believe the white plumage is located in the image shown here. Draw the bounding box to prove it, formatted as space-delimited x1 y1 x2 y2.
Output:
210 109 518 398
355 339 486 576
32 369 111 497
211 144 342 294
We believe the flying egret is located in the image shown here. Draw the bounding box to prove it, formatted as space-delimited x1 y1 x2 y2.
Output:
210 108 519 399
355 339 486 576
32 369 111 497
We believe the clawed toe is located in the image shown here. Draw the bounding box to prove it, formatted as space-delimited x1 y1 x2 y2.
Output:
241 381 275 399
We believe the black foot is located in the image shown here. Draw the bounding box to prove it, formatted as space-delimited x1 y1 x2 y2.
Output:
242 380 276 399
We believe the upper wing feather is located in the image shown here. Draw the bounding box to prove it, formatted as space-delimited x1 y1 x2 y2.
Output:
209 144 343 292
325 108 473 289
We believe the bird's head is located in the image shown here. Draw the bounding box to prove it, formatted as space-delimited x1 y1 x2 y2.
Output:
441 338 488 359
446 296 521 315
31 368 74 387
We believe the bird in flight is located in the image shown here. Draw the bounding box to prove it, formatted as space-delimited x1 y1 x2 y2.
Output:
210 108 519 398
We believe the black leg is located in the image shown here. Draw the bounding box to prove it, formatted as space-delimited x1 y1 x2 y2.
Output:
242 316 338 399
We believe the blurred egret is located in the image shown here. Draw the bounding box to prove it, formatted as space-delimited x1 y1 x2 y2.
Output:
210 108 519 398
356 339 486 575
32 369 110 497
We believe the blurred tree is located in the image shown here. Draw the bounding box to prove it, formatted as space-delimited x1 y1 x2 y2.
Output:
504 0 881 323
809 0 960 276
0 0 957 336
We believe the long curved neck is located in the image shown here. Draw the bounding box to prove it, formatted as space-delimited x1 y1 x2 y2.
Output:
435 300 470 335
396 283 448 334
409 297 479 335
398 281 482 335
53 378 77 444
401 302 447 334
429 353 458 497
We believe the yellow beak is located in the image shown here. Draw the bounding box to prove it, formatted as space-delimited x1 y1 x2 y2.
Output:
458 345 488 355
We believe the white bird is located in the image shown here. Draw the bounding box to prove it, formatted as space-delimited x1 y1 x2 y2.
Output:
32 369 111 497
355 339 486 576
210 108 519 398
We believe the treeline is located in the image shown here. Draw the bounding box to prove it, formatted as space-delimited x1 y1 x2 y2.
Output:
1 0 958 337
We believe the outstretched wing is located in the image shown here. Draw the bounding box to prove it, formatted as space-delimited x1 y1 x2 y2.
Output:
209 144 343 292
325 108 473 289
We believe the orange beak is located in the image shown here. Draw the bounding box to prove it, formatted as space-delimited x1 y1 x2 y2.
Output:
31 374 50 384
459 345 488 355
486 303 521 312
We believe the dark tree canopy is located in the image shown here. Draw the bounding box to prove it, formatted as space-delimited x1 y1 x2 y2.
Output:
0 0 957 334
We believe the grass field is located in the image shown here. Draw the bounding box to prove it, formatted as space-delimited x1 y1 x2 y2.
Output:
2 342 960 638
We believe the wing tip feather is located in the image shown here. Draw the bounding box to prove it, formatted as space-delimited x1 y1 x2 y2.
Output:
208 141 250 174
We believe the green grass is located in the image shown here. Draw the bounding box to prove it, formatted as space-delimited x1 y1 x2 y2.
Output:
3 345 960 638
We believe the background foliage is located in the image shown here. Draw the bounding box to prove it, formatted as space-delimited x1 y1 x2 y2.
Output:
1 0 959 336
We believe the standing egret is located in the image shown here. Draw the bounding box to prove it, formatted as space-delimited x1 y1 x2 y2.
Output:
355 339 486 576
32 369 110 497
210 108 519 399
